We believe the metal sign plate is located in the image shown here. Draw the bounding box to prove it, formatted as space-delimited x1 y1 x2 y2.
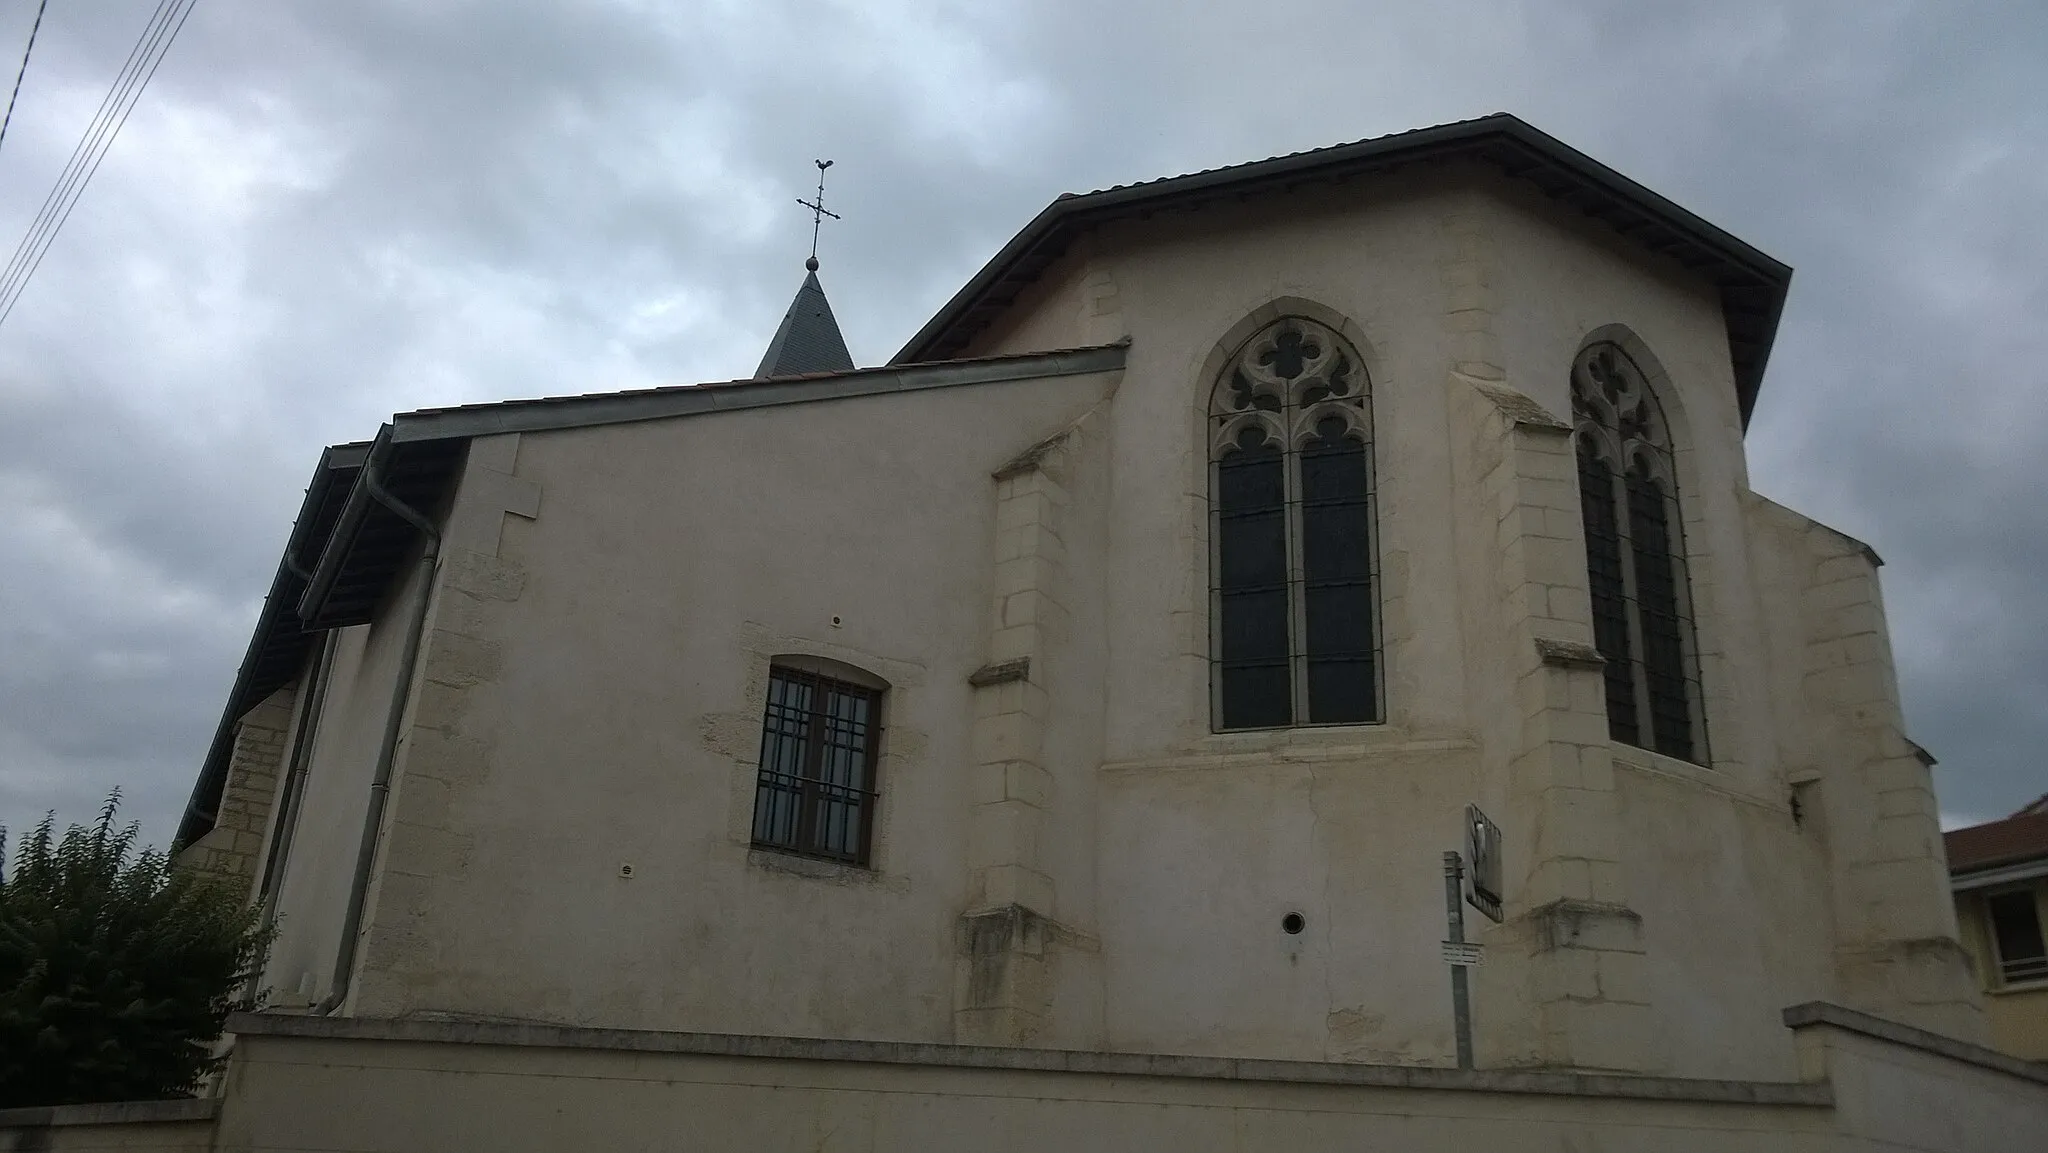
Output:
1441 940 1485 966
1465 804 1504 923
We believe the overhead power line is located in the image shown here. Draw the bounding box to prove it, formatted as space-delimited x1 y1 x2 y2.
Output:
0 0 52 156
0 0 201 330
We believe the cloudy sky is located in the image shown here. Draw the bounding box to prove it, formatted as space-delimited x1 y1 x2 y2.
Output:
0 1 2041 853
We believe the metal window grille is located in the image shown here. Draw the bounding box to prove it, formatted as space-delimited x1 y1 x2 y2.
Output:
750 666 881 866
1208 317 1383 731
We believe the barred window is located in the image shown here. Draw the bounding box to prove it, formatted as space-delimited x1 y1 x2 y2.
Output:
1210 316 1382 730
1571 343 1707 763
751 665 881 865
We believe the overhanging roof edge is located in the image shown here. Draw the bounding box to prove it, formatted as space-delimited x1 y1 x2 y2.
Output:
889 113 1790 424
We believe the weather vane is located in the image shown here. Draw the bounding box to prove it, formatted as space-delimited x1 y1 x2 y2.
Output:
796 159 839 272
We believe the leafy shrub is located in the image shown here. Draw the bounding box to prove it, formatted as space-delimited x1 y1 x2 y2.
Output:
0 791 271 1107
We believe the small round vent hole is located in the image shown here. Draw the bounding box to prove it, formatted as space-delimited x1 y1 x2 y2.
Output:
1281 912 1305 935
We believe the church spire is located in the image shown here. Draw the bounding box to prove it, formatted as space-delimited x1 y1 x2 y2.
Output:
754 160 854 379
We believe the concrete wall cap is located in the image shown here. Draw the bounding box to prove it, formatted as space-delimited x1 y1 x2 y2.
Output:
1782 1001 2048 1086
225 1012 1831 1106
0 1097 219 1129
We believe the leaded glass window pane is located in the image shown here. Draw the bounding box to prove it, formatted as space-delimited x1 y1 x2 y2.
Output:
1571 342 1708 765
1209 316 1382 730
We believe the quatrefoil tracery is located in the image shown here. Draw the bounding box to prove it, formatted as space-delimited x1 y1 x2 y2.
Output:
1572 343 1673 485
1210 318 1372 454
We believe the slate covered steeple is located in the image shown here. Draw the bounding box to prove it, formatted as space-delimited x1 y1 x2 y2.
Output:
753 261 854 379
756 158 855 379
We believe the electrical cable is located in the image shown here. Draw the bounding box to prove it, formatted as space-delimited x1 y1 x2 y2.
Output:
0 0 199 328
0 0 52 156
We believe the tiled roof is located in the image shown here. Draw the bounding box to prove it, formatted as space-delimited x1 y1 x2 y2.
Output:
1946 806 2048 875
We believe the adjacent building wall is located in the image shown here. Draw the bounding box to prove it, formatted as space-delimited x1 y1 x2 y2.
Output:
1954 884 2048 1060
174 685 295 898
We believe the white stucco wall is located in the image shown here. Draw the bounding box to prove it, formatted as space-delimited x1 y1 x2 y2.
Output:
344 371 1118 1040
259 555 427 1009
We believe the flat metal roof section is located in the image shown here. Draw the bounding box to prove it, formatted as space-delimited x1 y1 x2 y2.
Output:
894 113 1792 428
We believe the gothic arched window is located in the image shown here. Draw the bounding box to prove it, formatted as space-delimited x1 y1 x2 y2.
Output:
1571 343 1706 763
1209 316 1381 730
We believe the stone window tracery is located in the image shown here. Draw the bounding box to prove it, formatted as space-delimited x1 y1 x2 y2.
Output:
1209 316 1382 730
1572 342 1707 764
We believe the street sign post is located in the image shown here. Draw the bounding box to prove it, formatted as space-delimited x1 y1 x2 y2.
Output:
1443 805 1503 1070
1442 850 1475 1069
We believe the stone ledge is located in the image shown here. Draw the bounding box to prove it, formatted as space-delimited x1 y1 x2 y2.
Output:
225 1013 1831 1106
968 657 1031 687
1535 637 1605 670
1783 1001 2048 1086
0 1097 218 1129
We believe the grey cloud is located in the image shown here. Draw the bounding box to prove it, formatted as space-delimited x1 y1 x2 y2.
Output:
0 0 2041 851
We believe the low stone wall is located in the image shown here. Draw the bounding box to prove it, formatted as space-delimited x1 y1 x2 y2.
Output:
196 1005 2047 1152
1785 1002 2048 1152
0 1099 218 1153
213 1012 1844 1152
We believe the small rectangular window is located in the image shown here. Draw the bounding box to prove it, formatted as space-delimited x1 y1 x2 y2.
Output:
750 666 881 866
1987 889 2048 985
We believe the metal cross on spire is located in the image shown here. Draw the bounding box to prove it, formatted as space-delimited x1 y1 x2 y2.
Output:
796 159 839 272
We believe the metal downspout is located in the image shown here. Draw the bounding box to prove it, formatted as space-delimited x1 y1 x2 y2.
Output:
243 628 336 1003
314 458 441 1016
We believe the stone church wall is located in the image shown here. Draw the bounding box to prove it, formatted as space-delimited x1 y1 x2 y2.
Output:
338 368 1119 1040
238 159 1978 1083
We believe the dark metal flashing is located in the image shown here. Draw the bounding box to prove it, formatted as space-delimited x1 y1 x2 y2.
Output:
175 443 370 850
892 113 1792 428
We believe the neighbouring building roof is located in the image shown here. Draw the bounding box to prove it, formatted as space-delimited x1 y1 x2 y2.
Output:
894 112 1793 429
754 268 854 379
173 342 1126 849
1946 802 2048 878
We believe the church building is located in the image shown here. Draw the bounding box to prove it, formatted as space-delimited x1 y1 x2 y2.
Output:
147 114 2047 1151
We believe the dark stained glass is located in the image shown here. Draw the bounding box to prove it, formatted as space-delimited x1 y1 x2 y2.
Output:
1209 318 1381 732
1300 420 1377 723
751 666 880 865
1216 432 1292 729
1628 465 1694 761
1578 441 1638 747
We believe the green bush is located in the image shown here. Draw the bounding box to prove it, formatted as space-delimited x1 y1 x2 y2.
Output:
0 791 272 1108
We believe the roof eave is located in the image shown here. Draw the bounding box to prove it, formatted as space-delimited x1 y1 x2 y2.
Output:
173 442 370 850
892 113 1791 426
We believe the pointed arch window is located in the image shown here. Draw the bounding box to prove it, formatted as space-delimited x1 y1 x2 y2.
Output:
1571 343 1707 763
1209 316 1382 730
